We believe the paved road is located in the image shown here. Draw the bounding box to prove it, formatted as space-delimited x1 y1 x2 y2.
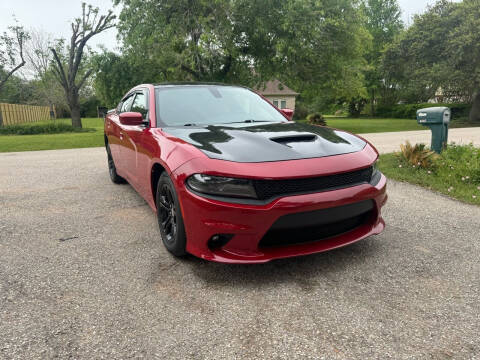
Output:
1 148 479 359
362 127 480 153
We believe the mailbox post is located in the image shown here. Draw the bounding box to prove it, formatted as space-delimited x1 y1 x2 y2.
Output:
416 107 450 153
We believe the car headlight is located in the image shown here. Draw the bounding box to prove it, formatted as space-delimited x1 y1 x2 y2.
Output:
186 174 257 199
371 160 382 184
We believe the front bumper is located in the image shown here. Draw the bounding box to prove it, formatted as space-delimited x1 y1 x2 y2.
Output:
174 171 387 264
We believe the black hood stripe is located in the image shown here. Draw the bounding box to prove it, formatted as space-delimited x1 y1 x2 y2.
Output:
164 122 366 163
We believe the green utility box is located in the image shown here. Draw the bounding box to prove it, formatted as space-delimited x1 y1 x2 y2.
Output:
416 107 450 153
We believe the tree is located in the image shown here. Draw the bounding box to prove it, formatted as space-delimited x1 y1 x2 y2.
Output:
0 22 29 92
23 29 66 113
447 0 480 121
233 0 371 109
0 71 35 104
114 0 371 113
381 0 480 121
92 50 140 108
51 3 115 128
115 0 252 84
361 0 403 112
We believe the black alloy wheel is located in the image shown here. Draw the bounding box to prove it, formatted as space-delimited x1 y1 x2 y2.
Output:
158 184 178 244
156 173 187 256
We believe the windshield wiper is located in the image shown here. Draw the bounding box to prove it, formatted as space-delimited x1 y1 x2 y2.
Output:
227 120 273 124
183 123 198 126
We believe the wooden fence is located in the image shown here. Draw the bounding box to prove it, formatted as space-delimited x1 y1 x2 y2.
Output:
0 103 56 127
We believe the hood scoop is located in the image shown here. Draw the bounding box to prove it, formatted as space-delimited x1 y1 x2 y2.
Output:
270 134 317 146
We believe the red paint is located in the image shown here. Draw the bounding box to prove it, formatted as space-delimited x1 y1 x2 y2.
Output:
119 111 144 126
280 108 294 120
105 84 387 263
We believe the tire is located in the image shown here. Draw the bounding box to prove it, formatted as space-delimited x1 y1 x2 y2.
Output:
156 172 187 256
106 144 126 184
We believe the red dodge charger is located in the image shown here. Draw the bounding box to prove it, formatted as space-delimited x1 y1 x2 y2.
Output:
104 83 387 263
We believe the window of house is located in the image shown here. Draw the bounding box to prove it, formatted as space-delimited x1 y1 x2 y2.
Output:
272 99 287 109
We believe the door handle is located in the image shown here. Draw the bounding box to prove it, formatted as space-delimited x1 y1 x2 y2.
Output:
119 132 124 140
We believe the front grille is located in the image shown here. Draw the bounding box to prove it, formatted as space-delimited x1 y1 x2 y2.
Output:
252 166 373 201
259 200 374 247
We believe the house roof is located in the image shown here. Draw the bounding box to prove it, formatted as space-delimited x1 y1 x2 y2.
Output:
255 79 299 96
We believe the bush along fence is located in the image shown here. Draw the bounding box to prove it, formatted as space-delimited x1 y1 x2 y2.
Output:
0 103 56 127
375 103 471 120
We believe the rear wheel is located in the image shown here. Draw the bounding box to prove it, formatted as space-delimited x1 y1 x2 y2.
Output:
156 173 187 256
106 144 125 184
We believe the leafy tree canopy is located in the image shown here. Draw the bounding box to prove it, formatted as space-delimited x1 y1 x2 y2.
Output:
381 0 480 120
92 50 140 108
106 0 371 109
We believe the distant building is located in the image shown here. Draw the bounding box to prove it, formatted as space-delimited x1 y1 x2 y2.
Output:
428 87 468 104
255 79 299 110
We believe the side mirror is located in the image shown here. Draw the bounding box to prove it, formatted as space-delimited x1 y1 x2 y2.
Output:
280 108 294 121
119 112 145 126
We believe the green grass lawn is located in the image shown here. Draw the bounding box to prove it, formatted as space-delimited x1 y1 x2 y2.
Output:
379 144 480 205
0 118 104 152
300 116 425 133
299 116 477 133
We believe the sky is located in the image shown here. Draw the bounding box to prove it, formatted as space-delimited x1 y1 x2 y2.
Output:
399 0 438 26
0 0 440 51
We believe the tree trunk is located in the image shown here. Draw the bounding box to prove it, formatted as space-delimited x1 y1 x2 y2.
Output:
70 105 82 128
469 92 480 123
68 88 82 128
49 103 55 120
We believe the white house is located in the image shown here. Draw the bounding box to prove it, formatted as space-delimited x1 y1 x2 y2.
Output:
255 79 299 110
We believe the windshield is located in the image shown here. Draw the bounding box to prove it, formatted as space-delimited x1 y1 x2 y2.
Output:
155 85 287 126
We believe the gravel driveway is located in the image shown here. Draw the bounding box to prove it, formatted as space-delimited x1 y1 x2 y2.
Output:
1 148 479 359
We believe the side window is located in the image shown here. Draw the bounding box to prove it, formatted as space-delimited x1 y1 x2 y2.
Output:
120 94 135 113
131 92 148 118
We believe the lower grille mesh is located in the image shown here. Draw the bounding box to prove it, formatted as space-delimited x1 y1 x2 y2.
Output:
252 166 373 201
259 200 375 247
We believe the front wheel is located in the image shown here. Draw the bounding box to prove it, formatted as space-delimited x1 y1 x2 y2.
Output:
106 144 125 184
156 173 187 256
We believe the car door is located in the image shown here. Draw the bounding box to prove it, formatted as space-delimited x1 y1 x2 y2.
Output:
115 93 136 174
106 96 131 173
120 90 150 190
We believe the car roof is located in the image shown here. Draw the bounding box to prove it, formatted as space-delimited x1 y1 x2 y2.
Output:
153 82 249 89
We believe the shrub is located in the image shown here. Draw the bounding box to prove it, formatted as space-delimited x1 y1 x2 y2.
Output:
293 102 310 120
348 98 367 117
0 122 95 135
398 141 439 168
306 113 327 126
80 96 102 118
376 103 471 120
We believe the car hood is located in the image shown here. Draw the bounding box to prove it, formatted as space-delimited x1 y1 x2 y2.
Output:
163 122 366 163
